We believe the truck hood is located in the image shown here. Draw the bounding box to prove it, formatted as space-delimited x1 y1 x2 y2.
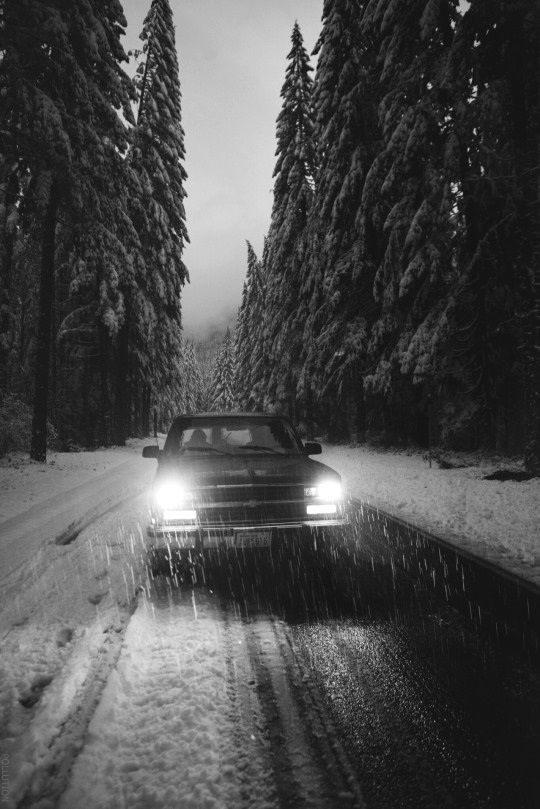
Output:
155 453 340 488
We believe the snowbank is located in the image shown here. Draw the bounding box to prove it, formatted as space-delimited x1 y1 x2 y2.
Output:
58 591 276 809
0 441 154 594
321 444 540 588
0 439 150 522
0 442 155 807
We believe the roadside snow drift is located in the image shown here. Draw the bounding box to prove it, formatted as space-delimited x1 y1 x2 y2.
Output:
321 445 540 588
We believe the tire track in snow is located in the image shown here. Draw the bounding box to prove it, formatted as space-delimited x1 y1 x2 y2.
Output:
242 620 305 809
49 582 366 809
0 458 152 604
275 622 366 809
221 610 279 809
12 612 133 809
242 615 365 809
57 586 284 809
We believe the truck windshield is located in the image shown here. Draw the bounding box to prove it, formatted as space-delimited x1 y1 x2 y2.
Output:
164 417 303 455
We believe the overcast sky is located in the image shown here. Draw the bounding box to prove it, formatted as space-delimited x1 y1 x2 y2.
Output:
123 0 323 339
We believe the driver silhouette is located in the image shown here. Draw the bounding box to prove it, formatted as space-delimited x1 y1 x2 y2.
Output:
185 428 209 447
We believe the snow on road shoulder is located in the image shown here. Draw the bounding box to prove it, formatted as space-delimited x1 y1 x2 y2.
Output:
0 441 154 603
0 439 148 523
59 588 280 809
59 587 362 809
0 501 151 809
322 444 540 588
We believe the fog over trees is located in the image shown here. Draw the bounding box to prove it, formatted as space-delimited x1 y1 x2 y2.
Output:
0 0 538 471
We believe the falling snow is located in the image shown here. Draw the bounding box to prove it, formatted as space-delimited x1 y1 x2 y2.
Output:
0 439 538 807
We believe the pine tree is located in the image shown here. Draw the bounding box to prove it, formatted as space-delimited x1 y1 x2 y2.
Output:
234 242 266 410
0 2 69 458
51 0 138 448
130 0 189 433
182 340 203 413
0 161 20 391
359 0 458 444
299 0 381 439
210 329 237 412
234 278 251 409
439 0 539 460
193 331 225 411
0 0 136 459
264 22 315 417
250 238 270 410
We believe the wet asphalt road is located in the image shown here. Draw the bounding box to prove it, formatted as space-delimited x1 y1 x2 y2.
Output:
196 506 540 809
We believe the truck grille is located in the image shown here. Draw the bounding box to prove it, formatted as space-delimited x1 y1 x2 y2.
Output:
193 483 306 526
195 483 303 503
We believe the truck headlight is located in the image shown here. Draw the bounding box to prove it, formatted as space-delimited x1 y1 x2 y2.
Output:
304 480 342 516
304 480 343 501
316 480 343 501
306 504 337 515
154 480 191 510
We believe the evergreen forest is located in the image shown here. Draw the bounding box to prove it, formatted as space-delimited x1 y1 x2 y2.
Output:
235 1 539 473
0 0 538 474
0 0 192 458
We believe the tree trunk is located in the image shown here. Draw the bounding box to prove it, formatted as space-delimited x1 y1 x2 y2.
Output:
0 170 19 389
517 11 540 473
113 299 130 445
142 385 151 437
524 137 540 473
98 323 111 445
132 381 141 438
345 388 357 443
143 386 149 437
30 176 59 462
50 266 57 423
356 379 366 443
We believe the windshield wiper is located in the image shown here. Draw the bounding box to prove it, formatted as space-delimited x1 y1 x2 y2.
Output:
236 445 283 454
181 446 230 455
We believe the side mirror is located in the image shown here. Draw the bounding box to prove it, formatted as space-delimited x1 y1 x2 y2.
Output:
142 445 161 459
303 441 322 455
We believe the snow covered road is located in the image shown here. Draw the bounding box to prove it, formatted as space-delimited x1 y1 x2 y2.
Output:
1 442 538 809
0 446 153 612
0 447 154 809
36 542 540 809
60 585 364 809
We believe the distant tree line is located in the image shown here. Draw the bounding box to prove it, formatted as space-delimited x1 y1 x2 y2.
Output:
234 1 539 472
0 0 189 458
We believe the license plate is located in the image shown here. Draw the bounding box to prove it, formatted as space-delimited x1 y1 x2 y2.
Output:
234 530 272 549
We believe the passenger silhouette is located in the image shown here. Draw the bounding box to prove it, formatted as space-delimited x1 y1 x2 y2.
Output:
185 428 209 447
